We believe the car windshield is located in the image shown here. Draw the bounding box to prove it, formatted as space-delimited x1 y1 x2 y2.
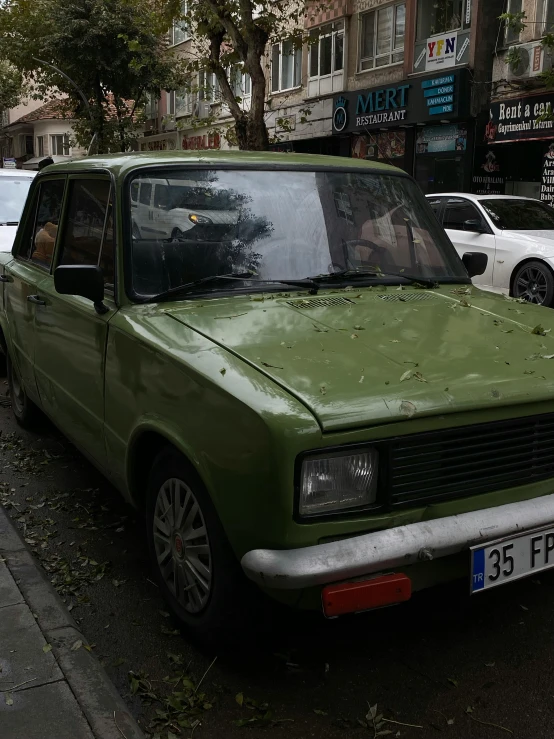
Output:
0 176 33 223
481 199 554 230
128 168 467 298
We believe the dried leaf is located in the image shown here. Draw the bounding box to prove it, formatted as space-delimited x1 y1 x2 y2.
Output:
70 640 82 651
447 677 458 687
351 333 359 339
400 370 412 382
459 299 471 307
236 692 244 706
5 693 13 706
532 324 551 336
42 643 52 653
413 371 427 383
219 368 226 376
320 384 327 395
313 709 328 716
400 401 416 418
485 662 496 667
261 361 283 369
161 626 180 636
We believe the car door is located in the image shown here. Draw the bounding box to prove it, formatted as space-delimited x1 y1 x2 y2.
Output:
443 198 496 287
33 175 116 468
4 176 66 404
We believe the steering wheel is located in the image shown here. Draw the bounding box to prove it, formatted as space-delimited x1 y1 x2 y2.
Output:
328 239 388 273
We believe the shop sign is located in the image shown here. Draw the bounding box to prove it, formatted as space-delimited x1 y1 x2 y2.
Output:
471 148 505 195
140 138 176 152
541 144 554 206
416 124 467 154
485 94 554 143
332 69 470 135
2 157 16 168
182 133 220 150
425 31 457 71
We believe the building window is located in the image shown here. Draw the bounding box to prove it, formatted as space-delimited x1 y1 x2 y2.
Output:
271 40 302 92
309 22 344 78
359 2 405 71
504 0 523 44
334 191 354 224
199 71 219 103
144 93 158 120
172 0 189 45
37 136 44 157
416 0 463 41
230 67 251 100
175 85 194 117
51 134 70 156
537 0 554 36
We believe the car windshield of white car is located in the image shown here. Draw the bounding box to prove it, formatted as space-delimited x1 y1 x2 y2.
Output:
128 168 467 299
0 177 33 224
481 199 554 231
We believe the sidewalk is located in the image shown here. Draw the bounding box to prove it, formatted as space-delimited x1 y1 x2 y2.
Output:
0 505 145 739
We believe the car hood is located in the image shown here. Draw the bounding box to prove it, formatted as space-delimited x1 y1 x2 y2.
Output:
164 286 554 432
0 225 17 252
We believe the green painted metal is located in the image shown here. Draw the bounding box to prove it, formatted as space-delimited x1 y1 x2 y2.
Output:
2 153 554 606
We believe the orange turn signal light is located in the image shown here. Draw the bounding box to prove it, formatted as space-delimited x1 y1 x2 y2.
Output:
322 573 411 618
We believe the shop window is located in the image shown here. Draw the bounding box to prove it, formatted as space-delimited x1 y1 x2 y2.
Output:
334 191 354 224
443 199 482 230
504 0 523 45
416 0 463 41
537 0 554 36
271 40 302 92
359 2 405 71
309 22 344 78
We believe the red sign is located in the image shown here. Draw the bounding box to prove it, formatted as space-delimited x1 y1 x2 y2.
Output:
182 133 220 150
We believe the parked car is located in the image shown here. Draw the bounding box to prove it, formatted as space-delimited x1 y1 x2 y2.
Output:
3 152 554 639
426 192 554 306
0 169 36 252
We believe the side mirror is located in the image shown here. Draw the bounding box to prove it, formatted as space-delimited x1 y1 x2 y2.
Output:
463 218 486 233
54 265 109 314
462 251 488 278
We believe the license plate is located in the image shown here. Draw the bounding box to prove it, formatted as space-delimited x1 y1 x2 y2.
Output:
471 525 554 593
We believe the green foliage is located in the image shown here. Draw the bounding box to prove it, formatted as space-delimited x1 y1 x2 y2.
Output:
0 59 26 115
0 0 185 152
499 11 527 35
504 45 522 72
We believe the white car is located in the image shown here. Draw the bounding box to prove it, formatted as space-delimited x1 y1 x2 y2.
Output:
0 169 36 252
131 177 238 241
426 192 554 306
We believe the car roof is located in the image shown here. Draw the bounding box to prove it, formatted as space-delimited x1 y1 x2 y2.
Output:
0 169 36 178
425 192 537 202
36 150 405 178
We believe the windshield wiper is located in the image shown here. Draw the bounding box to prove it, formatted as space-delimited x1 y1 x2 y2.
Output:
310 269 438 288
147 272 320 302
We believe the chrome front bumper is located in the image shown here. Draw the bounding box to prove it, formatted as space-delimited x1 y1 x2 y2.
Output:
241 494 554 589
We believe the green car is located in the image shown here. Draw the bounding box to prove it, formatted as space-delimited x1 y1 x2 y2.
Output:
2 151 554 637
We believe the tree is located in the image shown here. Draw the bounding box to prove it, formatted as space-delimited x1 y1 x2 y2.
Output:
0 60 26 118
0 0 185 152
166 0 307 150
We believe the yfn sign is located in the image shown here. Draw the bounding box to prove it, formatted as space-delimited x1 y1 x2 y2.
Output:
426 32 457 71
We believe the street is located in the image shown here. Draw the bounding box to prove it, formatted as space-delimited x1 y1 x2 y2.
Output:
1 394 554 739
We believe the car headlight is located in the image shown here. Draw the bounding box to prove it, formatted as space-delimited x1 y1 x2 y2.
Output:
189 213 212 224
299 448 378 517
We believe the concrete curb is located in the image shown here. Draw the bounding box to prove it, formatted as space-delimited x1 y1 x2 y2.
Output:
0 505 145 739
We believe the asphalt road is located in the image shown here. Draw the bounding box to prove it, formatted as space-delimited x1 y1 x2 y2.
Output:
1 391 554 739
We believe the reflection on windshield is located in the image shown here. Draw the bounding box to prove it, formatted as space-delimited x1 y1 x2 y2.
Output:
128 169 466 298
0 177 33 223
481 199 554 230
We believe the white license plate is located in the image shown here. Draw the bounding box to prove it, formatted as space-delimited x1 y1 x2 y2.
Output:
471 525 554 593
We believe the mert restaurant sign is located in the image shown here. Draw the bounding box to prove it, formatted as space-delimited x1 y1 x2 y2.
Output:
332 69 470 135
484 93 554 144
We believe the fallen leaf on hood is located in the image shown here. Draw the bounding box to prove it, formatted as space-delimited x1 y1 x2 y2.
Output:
400 370 412 382
219 368 226 376
400 401 416 418
459 299 471 307
351 334 359 339
532 324 550 336
413 372 427 383
261 362 284 369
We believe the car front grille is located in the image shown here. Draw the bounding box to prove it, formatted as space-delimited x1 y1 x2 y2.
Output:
388 413 554 506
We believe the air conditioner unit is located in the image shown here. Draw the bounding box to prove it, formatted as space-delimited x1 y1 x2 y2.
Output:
192 101 210 120
507 42 553 81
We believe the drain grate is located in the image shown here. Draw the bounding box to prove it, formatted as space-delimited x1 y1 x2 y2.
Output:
377 293 437 302
286 296 355 309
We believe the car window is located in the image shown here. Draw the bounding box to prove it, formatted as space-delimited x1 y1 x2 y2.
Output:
139 183 152 205
427 197 444 222
0 176 34 224
154 184 170 209
18 178 65 269
480 199 554 230
57 179 115 289
130 181 139 203
443 200 482 230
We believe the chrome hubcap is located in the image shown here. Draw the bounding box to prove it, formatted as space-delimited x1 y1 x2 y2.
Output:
152 478 212 614
515 267 549 304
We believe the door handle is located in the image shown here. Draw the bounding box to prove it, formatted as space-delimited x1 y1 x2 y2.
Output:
27 295 46 306
0 275 12 283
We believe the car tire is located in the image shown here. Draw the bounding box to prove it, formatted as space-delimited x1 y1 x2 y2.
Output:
146 448 256 642
6 354 39 428
512 260 554 306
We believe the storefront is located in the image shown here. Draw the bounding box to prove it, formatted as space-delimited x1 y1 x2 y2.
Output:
332 68 472 193
474 92 554 204
138 128 227 153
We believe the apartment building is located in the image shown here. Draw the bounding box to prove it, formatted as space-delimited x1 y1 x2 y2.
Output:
483 0 554 202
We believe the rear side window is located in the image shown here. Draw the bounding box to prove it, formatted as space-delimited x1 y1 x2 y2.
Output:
139 183 152 205
57 179 115 289
427 198 444 222
17 178 66 270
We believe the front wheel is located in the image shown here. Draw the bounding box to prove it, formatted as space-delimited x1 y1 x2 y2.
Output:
146 448 254 641
512 260 554 306
6 354 38 428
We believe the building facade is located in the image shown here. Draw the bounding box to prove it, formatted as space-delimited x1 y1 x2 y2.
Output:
480 0 554 202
